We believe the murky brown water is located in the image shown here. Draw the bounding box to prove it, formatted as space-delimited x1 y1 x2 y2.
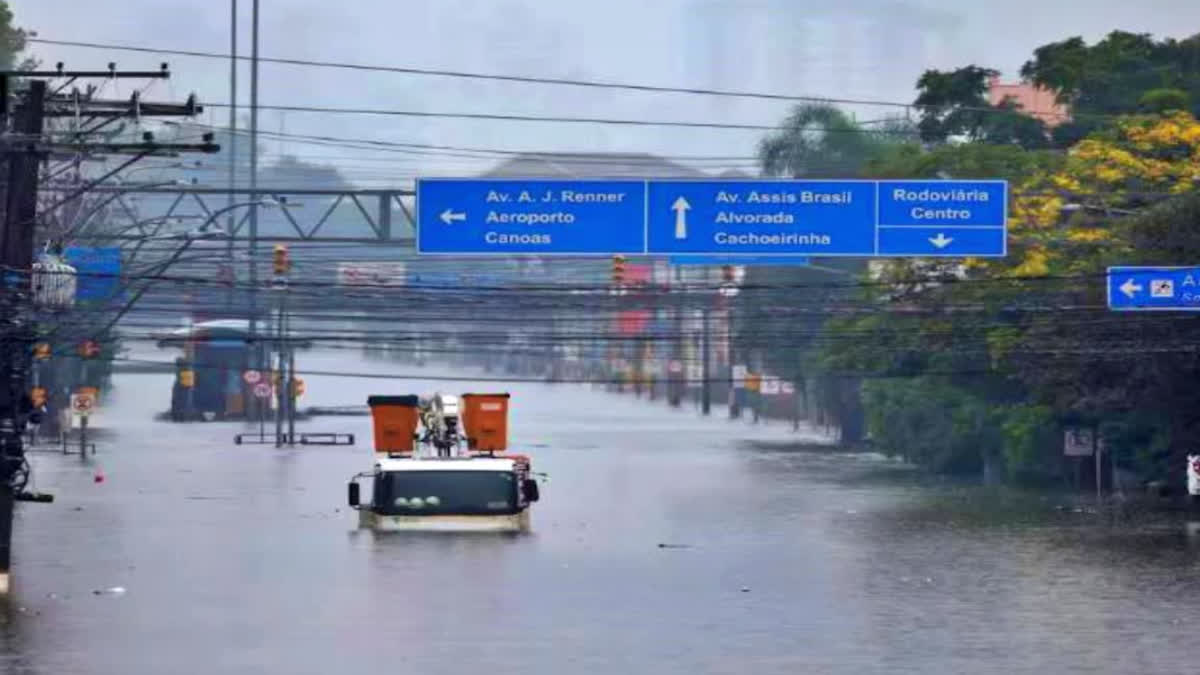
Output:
2 349 1198 674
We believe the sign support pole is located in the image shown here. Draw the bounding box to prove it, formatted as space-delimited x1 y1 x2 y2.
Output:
701 307 711 416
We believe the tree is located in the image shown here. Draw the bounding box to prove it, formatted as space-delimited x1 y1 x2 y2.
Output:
758 103 902 178
913 66 1051 147
0 2 33 71
1022 31 1200 143
835 112 1200 485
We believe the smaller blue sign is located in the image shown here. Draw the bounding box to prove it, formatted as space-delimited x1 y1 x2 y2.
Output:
62 247 122 302
1107 266 1200 311
669 256 811 266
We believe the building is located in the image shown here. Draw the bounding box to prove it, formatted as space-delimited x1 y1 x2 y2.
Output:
987 75 1070 127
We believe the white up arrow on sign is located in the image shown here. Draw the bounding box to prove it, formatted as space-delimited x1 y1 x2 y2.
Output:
672 197 691 239
1120 278 1144 298
440 209 466 225
928 233 953 249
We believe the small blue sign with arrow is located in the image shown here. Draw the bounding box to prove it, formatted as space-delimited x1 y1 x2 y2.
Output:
1107 266 1200 311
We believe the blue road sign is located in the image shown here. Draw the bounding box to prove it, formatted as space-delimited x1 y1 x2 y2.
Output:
62 247 122 302
668 255 811 266
417 179 646 255
416 179 1007 257
647 180 1006 257
1107 266 1200 311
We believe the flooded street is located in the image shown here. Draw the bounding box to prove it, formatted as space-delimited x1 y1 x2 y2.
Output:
1 349 1198 674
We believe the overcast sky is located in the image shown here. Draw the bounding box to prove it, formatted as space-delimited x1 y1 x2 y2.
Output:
15 0 1200 186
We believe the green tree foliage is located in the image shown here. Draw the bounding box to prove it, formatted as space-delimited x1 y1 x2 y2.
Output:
1021 31 1200 143
744 104 913 440
1139 88 1191 114
0 2 33 71
758 103 909 178
913 66 1049 148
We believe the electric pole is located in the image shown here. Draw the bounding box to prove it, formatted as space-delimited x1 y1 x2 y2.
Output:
0 66 217 594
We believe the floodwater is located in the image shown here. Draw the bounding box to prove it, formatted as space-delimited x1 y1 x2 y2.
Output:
3 349 1199 674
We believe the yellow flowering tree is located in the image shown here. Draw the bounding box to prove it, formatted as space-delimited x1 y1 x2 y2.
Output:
993 111 1200 276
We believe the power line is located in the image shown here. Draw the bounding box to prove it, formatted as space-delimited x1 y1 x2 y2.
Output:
25 36 988 117
197 102 915 133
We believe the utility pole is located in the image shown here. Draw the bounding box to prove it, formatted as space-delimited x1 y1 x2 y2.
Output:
248 0 261 384
0 79 47 594
272 244 289 447
226 0 238 311
0 66 215 594
274 288 285 447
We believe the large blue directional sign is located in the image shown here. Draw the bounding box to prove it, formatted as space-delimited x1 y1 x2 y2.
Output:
417 179 1007 257
417 179 646 254
1107 266 1200 311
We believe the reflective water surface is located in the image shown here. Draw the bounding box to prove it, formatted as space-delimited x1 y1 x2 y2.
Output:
3 350 1198 674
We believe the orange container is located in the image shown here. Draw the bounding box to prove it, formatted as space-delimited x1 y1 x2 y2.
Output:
461 393 510 451
367 395 419 453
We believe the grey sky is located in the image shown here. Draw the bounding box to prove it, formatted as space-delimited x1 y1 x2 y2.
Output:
14 0 1200 186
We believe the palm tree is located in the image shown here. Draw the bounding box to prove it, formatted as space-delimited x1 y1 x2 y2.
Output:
758 103 901 178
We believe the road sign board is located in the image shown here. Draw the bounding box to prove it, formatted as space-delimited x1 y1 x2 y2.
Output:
417 179 647 255
337 262 407 287
1107 266 1200 311
71 393 96 416
1064 428 1096 457
761 377 781 395
668 256 811 266
416 179 1007 257
243 370 262 385
647 180 1006 257
253 382 273 399
62 247 122 302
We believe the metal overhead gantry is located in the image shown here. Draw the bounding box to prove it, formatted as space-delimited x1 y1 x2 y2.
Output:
55 186 417 245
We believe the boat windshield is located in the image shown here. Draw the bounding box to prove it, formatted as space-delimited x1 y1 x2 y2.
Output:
373 470 518 516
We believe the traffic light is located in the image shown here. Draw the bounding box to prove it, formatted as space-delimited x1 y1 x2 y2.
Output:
272 244 290 276
78 340 100 359
612 255 626 285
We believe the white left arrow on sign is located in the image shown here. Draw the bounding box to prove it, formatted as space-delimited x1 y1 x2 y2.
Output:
1119 278 1144 298
440 209 466 225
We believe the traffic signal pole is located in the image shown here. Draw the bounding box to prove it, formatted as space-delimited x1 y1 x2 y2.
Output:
272 245 291 447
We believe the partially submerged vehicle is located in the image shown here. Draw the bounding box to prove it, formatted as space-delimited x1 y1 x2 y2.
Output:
347 393 541 532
